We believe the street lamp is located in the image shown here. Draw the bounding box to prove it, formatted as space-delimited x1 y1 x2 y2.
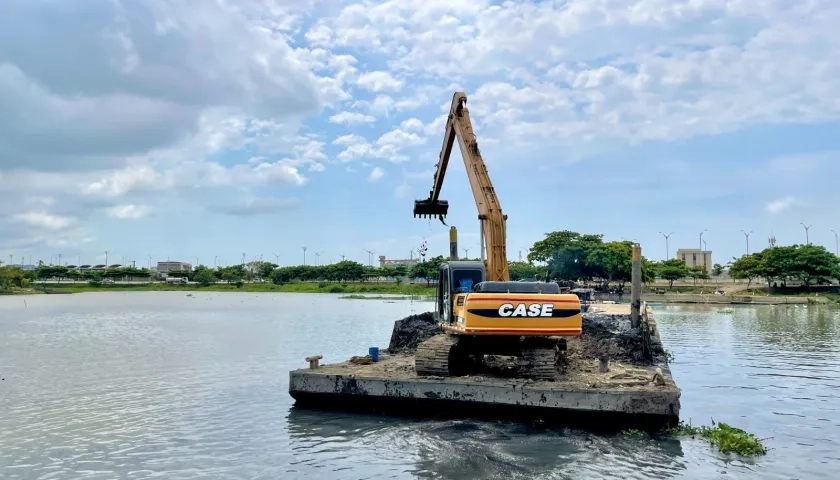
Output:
741 230 752 255
801 223 812 245
699 229 707 251
659 232 673 260
363 249 375 266
302 247 306 265
831 230 838 256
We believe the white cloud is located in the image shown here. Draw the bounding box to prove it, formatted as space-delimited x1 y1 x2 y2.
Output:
13 211 75 230
355 71 403 92
766 196 805 215
328 111 377 124
106 204 152 220
367 167 385 182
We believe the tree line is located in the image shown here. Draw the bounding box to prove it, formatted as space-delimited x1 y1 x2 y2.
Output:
3 230 837 291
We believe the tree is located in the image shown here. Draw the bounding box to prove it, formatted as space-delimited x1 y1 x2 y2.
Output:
729 253 762 289
193 269 216 286
712 263 725 278
658 259 689 289
687 265 710 286
507 261 543 281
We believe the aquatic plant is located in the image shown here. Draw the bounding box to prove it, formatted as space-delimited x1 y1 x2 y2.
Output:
621 428 646 437
664 419 768 457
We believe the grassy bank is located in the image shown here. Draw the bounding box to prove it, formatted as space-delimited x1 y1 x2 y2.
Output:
27 282 437 296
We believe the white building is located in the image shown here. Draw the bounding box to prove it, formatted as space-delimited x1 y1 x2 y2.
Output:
156 261 192 273
675 249 713 274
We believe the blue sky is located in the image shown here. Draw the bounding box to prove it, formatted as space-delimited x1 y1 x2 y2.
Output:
1 0 839 269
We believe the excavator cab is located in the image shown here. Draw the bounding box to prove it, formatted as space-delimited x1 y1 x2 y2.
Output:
434 261 485 326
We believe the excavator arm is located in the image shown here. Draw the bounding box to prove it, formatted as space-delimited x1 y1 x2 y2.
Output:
413 92 510 282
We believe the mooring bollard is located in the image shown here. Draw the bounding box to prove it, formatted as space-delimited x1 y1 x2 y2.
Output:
305 354 323 369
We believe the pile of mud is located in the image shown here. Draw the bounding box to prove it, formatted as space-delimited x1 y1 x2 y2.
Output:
385 310 664 366
387 312 441 353
568 312 664 365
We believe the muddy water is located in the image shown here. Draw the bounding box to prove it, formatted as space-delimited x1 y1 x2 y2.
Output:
0 293 838 479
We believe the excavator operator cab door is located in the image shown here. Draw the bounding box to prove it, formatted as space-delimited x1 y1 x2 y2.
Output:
436 263 452 325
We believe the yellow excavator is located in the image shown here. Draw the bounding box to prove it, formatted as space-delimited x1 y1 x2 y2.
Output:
412 92 583 380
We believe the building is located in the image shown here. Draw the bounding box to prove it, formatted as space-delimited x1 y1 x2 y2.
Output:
675 249 713 274
378 255 419 269
156 261 192 273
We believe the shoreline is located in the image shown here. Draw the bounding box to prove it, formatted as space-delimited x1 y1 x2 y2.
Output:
2 284 836 305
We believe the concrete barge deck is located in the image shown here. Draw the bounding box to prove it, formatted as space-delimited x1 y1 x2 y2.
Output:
289 303 681 431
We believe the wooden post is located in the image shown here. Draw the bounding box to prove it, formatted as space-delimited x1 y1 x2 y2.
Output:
631 243 642 328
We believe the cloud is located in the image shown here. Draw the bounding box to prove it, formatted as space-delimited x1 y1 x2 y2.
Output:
106 204 152 220
765 196 805 215
3 0 840 263
214 197 301 216
328 111 377 124
367 167 385 182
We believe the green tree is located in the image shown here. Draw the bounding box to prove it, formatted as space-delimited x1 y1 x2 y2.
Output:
507 261 543 281
729 253 762 289
688 265 710 286
712 263 725 277
658 259 689 289
193 268 216 286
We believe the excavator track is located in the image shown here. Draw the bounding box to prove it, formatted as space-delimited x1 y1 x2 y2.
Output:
517 340 559 381
414 334 460 376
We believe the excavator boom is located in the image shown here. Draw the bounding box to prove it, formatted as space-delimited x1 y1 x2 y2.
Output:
414 92 509 281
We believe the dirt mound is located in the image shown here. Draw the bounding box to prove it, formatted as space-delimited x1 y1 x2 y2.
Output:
567 312 661 365
387 312 441 353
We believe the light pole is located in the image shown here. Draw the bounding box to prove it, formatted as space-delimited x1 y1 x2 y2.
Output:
214 256 219 268
302 247 307 265
363 249 375 266
659 232 672 260
801 223 812 244
273 253 280 265
699 229 707 251
831 230 838 256
105 251 109 266
741 230 752 255
314 252 322 266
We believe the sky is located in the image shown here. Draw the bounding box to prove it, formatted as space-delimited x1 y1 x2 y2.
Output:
1 0 839 269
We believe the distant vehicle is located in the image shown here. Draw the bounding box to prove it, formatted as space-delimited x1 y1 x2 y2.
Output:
165 276 188 284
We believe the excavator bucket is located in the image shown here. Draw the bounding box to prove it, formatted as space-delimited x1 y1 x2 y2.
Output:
414 198 449 220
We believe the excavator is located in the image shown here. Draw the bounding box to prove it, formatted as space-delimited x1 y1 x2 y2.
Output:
411 92 583 380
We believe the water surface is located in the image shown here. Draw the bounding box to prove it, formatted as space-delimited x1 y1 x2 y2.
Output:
1 292 838 479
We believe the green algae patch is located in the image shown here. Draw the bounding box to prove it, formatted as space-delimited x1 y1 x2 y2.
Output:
664 420 768 457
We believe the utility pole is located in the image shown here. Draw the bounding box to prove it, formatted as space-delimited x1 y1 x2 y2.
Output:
801 223 812 245
273 253 280 264
659 232 672 260
77 254 81 266
302 247 306 265
462 247 471 259
741 230 753 255
363 249 375 266
831 230 838 256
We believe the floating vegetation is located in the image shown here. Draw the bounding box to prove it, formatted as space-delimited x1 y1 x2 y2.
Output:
717 308 734 314
664 419 768 457
621 428 646 437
